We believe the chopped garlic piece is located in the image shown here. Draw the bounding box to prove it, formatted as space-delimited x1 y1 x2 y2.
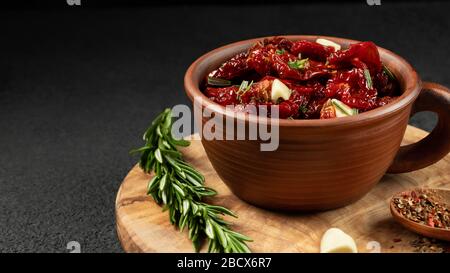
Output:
331 99 358 117
271 79 291 103
316 38 341 51
320 99 336 119
320 228 358 253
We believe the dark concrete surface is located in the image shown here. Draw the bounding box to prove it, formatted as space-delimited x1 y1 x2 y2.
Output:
0 2 446 252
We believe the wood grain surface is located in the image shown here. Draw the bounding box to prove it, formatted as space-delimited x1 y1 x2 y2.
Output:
115 125 449 253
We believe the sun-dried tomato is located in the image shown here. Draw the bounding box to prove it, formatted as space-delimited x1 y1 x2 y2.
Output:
203 37 400 119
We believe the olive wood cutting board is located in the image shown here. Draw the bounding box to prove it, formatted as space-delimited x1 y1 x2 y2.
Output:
115 125 449 253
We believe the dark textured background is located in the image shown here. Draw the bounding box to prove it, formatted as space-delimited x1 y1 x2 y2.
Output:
0 2 447 252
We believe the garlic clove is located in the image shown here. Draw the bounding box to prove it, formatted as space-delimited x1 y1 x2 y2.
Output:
271 79 292 103
316 38 341 51
320 228 358 253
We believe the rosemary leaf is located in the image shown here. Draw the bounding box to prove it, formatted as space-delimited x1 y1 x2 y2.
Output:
155 148 163 163
382 64 396 81
205 219 215 239
207 76 232 87
363 68 373 89
288 58 309 70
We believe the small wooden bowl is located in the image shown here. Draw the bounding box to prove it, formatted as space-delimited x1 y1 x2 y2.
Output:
390 188 450 242
184 35 450 210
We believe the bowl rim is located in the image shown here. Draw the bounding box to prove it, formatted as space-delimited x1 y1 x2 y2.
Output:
184 35 422 127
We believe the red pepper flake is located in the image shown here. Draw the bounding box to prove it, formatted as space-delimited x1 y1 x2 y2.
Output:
393 189 450 229
393 238 402 243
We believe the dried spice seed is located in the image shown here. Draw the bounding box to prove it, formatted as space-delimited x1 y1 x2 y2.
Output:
393 189 450 229
410 236 450 253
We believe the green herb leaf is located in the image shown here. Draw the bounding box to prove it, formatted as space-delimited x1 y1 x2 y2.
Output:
205 219 215 239
207 76 232 87
275 49 286 55
172 183 185 197
382 64 396 81
237 80 253 94
214 223 228 248
147 176 158 194
155 148 163 163
159 173 168 191
363 68 373 89
129 146 151 155
206 204 237 217
299 105 308 114
288 58 309 70
182 199 190 216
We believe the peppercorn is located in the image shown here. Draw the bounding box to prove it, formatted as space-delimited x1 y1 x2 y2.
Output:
393 189 450 229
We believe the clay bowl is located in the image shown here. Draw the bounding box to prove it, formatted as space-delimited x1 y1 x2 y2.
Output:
184 35 450 211
390 188 450 241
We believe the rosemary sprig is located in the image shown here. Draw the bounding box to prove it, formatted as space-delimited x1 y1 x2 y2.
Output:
131 108 252 253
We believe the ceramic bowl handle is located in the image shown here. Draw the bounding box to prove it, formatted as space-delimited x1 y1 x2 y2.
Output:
388 82 450 173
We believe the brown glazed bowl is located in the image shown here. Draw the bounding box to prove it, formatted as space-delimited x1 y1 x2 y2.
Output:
184 35 450 211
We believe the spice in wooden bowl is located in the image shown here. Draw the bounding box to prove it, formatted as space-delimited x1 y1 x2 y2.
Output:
392 189 450 229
